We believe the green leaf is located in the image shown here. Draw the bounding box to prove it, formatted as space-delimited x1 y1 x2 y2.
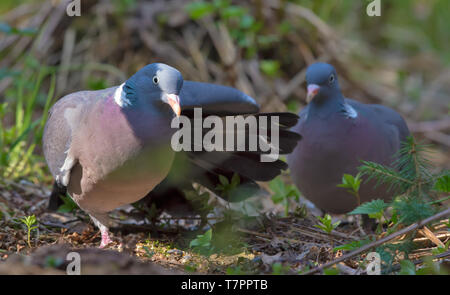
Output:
231 173 240 187
218 175 229 186
269 177 285 196
393 197 435 225
189 229 213 253
260 60 280 78
185 2 215 20
434 174 450 193
333 238 372 252
221 5 246 19
57 195 78 213
399 260 416 275
315 214 340 233
337 173 362 194
323 267 340 275
349 199 389 216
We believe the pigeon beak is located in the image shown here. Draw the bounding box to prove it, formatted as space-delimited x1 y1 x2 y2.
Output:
306 84 320 103
165 93 181 117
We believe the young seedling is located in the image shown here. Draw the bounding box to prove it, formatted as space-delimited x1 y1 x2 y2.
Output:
20 215 38 248
269 176 300 217
314 214 340 234
216 173 240 200
337 173 362 206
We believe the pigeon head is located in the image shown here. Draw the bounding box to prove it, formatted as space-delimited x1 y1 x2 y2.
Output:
123 63 183 116
305 62 341 104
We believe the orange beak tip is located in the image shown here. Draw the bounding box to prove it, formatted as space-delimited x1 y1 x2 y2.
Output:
166 94 181 117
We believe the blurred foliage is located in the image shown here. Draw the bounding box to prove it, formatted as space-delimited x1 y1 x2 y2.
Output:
57 194 79 213
0 56 55 183
294 0 450 63
0 22 36 36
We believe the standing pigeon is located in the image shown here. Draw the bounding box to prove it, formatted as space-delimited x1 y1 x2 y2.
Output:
287 63 410 214
44 63 301 247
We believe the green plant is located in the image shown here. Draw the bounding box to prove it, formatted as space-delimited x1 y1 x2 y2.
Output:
260 60 281 78
142 246 155 259
269 176 300 217
271 262 290 275
226 266 246 275
415 256 449 275
184 186 213 223
314 214 340 234
354 137 447 227
333 238 373 252
216 173 241 199
185 1 267 59
399 260 416 275
189 228 213 256
19 215 38 248
348 137 449 273
0 57 55 182
431 241 450 255
349 199 389 233
57 195 79 213
359 137 438 202
337 173 362 206
323 267 340 275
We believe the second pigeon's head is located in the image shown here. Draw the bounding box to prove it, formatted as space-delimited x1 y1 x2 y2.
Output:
123 63 183 116
305 62 342 104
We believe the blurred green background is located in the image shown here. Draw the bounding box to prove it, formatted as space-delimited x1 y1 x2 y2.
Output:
0 0 449 182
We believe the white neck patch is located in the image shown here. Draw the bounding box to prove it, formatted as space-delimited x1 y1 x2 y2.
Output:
343 103 358 118
114 83 131 107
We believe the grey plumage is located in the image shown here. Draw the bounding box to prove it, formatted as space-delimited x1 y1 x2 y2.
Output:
44 63 183 247
287 62 410 213
44 63 301 246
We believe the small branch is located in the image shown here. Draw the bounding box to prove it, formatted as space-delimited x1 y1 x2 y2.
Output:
302 207 450 275
390 250 450 272
428 195 450 205
407 118 450 133
419 226 445 248
236 227 316 245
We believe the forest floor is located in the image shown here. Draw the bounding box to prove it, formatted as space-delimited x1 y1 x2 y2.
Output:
0 179 448 275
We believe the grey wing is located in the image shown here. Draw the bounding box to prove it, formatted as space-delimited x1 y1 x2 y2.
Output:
180 81 260 116
43 90 99 183
347 98 411 146
367 104 410 143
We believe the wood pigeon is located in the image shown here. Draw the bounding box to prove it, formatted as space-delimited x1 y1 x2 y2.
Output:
43 63 301 247
287 62 410 214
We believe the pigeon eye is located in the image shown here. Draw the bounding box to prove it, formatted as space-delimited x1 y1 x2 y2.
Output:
152 76 159 85
328 75 335 84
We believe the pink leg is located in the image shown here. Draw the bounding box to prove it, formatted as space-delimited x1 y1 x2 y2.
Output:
99 228 112 248
89 214 112 248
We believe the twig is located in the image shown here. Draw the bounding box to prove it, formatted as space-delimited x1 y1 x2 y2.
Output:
422 131 450 147
390 250 450 272
302 207 450 275
289 227 342 244
418 226 445 248
407 118 450 133
236 227 316 245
